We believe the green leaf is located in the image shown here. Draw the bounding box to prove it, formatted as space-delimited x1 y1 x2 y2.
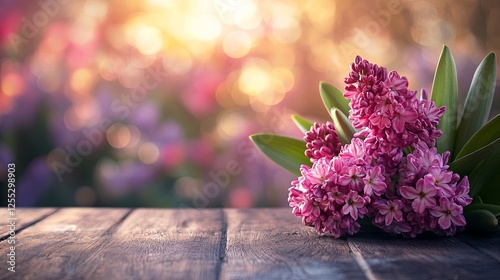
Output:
449 137 500 175
249 134 310 176
454 53 497 154
472 195 484 204
469 146 500 205
464 209 499 232
331 108 355 145
465 204 500 217
455 114 500 160
467 146 500 197
291 114 314 133
431 45 458 155
320 81 350 117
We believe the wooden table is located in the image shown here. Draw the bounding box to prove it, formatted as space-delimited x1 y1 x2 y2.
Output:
1 208 499 279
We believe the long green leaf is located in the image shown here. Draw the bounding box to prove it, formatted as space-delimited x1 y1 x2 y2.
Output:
291 114 314 133
320 81 350 116
455 114 500 160
454 53 497 154
467 146 500 197
470 147 500 205
249 134 310 176
331 108 355 145
467 161 488 198
465 204 500 217
464 210 499 232
431 45 458 154
449 137 500 175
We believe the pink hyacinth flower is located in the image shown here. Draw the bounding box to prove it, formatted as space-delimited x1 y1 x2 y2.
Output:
304 158 333 185
341 190 366 220
399 178 437 213
302 199 321 218
392 104 418 133
424 170 454 198
362 165 387 196
429 197 466 229
377 200 404 226
339 165 365 190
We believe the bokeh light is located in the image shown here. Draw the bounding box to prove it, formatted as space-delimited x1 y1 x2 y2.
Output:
107 124 132 149
1 0 499 208
138 142 160 164
223 31 252 58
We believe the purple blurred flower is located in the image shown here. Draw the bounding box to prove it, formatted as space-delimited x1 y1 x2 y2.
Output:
17 157 54 206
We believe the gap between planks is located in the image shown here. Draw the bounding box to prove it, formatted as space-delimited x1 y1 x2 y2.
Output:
72 208 135 277
101 208 135 237
0 208 134 242
215 209 228 280
0 208 60 242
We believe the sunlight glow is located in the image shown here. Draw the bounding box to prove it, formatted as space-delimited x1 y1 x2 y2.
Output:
187 14 222 41
135 26 164 55
223 31 252 58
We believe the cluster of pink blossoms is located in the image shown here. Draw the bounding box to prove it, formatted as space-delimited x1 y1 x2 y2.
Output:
289 56 472 238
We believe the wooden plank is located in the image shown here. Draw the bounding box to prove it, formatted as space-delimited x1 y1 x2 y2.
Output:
0 208 57 238
221 208 367 280
2 208 500 279
81 209 223 280
457 231 500 263
347 231 500 279
0 208 129 279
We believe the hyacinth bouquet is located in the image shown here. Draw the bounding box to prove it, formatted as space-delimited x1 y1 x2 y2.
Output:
250 46 500 237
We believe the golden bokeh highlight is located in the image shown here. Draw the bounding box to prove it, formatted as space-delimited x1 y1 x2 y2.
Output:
63 99 101 131
107 124 132 149
125 125 142 148
84 0 109 20
223 31 252 58
238 65 271 97
216 111 247 139
138 142 160 164
70 68 97 95
187 13 222 41
1 72 24 97
134 26 164 55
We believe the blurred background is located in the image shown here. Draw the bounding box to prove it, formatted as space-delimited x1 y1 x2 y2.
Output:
1 0 499 208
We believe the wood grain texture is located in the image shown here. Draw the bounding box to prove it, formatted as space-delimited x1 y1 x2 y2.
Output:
1 208 500 280
81 209 223 280
0 208 57 238
347 230 500 279
0 208 130 280
457 232 500 263
221 208 367 280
